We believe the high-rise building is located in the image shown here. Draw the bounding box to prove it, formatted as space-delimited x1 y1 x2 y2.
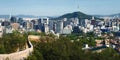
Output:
0 24 3 37
38 17 49 25
1 21 10 26
53 21 57 33
62 25 72 34
74 18 79 26
22 21 33 30
56 21 63 33
92 16 95 20
18 18 24 25
44 24 49 33
10 17 17 23
63 18 68 27
26 21 33 30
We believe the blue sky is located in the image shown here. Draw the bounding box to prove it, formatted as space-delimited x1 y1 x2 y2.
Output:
0 0 120 16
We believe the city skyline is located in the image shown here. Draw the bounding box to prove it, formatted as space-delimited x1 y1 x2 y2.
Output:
0 0 120 16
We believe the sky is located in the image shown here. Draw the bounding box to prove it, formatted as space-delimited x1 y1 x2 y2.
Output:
0 0 120 16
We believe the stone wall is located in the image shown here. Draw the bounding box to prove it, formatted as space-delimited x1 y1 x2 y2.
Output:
28 35 41 42
0 41 33 60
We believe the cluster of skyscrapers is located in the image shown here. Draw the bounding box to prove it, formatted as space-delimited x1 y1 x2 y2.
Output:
0 15 120 37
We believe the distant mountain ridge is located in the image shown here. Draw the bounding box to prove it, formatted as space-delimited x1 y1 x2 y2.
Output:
1 12 120 19
55 11 96 20
0 15 57 19
109 13 120 17
0 15 10 18
0 15 37 18
93 13 120 18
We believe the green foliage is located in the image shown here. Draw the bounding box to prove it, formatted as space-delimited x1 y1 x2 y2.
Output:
25 55 37 60
1 31 119 60
57 11 94 20
27 31 46 36
0 31 27 53
26 33 120 60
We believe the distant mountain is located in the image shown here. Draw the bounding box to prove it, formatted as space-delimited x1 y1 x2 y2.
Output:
0 15 56 19
16 15 37 18
93 15 107 18
0 15 37 18
93 13 120 18
0 11 101 20
0 15 10 18
54 11 97 20
109 13 120 17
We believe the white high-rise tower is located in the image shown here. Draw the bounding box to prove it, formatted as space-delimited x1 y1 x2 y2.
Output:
92 16 95 20
9 13 11 20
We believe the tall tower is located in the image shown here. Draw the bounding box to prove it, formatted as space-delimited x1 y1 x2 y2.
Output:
60 21 63 33
53 21 56 33
9 13 11 20
92 16 95 20
75 0 80 11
